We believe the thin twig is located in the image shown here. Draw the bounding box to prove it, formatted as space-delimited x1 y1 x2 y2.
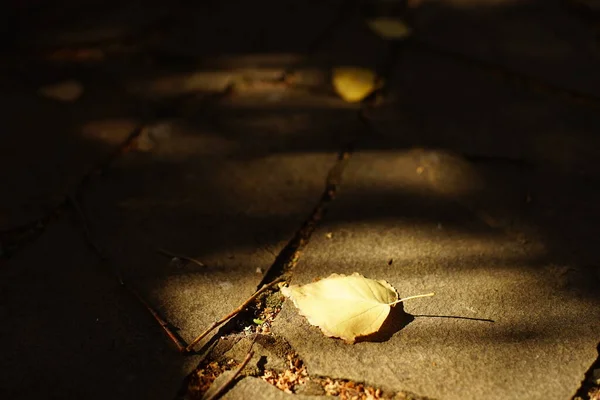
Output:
125 282 188 353
204 347 255 400
68 197 186 351
186 276 285 352
157 248 206 267
67 195 106 261
67 199 187 352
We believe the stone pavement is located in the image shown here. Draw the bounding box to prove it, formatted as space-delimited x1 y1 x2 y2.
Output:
1 1 600 400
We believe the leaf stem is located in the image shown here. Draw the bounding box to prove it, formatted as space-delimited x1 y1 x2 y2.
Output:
389 292 435 306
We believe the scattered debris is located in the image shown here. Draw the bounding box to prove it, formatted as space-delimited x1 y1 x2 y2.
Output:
186 277 285 352
186 360 237 400
320 377 384 399
261 352 308 393
251 290 285 336
204 341 255 400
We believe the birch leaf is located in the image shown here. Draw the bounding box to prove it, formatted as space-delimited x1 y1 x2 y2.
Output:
332 67 378 103
281 273 434 343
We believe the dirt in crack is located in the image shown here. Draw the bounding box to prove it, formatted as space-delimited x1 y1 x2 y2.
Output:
0 124 145 261
257 148 352 288
178 148 351 399
181 332 434 400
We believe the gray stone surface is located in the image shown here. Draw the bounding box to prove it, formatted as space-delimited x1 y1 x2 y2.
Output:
0 80 139 231
80 93 343 349
221 335 295 374
411 0 600 95
367 45 600 174
271 149 600 400
0 0 357 232
0 220 190 400
3 1 600 399
0 84 346 400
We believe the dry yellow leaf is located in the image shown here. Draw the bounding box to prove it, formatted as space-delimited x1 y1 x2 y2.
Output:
38 80 84 102
366 18 412 40
332 67 379 103
281 273 434 343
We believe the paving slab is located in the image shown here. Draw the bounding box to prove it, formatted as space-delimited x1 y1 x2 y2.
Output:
80 82 351 351
271 148 600 400
0 0 354 232
0 219 188 400
410 0 600 95
369 33 600 271
1 82 351 400
366 44 600 173
0 76 140 231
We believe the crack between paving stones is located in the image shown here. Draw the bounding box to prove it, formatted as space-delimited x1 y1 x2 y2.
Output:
176 147 352 398
0 124 145 261
180 31 423 400
409 38 600 110
256 147 352 289
408 36 600 400
0 86 236 262
0 0 357 260
8 6 596 399
181 331 436 400
183 143 354 354
573 341 600 400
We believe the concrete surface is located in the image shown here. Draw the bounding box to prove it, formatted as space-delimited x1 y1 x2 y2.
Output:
412 0 600 95
2 0 600 399
268 6 600 397
0 77 140 231
271 149 600 400
80 114 340 349
0 220 187 399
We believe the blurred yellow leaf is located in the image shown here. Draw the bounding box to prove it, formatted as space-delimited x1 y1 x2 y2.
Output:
332 67 379 103
366 18 412 39
282 272 434 343
38 80 84 102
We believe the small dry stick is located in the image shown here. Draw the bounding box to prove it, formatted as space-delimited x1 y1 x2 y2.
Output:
186 276 285 352
204 348 254 400
126 283 187 353
157 248 205 267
